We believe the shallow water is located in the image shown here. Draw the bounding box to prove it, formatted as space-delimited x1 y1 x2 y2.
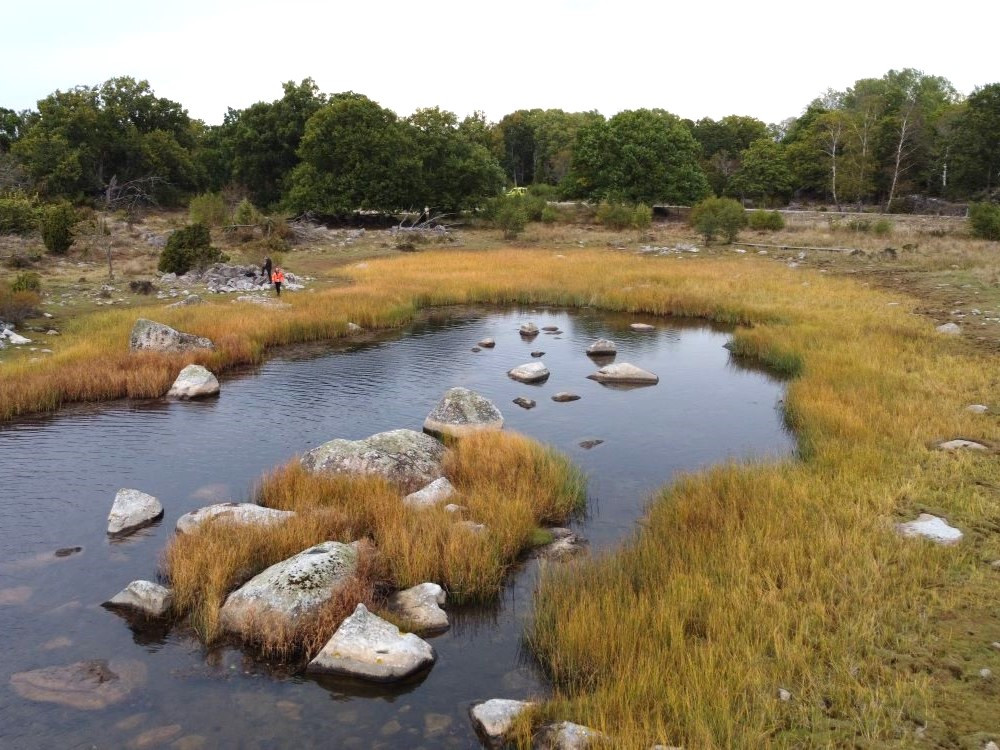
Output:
0 307 794 748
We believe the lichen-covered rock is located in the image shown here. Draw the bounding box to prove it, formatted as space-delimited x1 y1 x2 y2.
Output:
470 699 535 747
10 659 147 710
423 387 504 439
403 477 457 509
508 362 550 383
586 338 617 355
166 364 219 399
300 429 448 493
219 541 360 635
388 582 448 633
175 503 295 535
307 604 435 682
129 318 214 352
103 580 173 618
896 513 963 545
533 721 609 749
586 362 658 385
107 489 163 536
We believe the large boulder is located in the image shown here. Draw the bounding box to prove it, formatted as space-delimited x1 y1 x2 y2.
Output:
306 603 436 682
470 699 536 748
403 477 457 509
388 582 449 633
219 541 360 635
166 364 220 400
586 362 658 385
175 502 295 535
423 387 504 439
129 318 214 352
10 659 147 710
508 362 550 384
301 429 448 493
103 580 173 618
107 488 163 536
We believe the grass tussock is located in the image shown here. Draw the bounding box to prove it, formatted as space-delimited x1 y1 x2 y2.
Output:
162 430 583 658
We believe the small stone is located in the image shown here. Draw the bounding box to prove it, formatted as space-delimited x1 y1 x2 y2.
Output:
519 323 539 337
508 362 550 383
777 688 792 701
444 503 465 514
275 700 302 721
403 478 457 509
166 364 219 400
535 721 609 749
967 404 989 414
630 323 655 331
461 521 487 534
107 489 163 536
389 582 448 633
552 392 581 403
104 580 173 618
983 741 999 750
346 322 363 334
10 659 147 710
541 326 559 332
578 439 604 450
896 514 963 545
513 397 536 410
980 668 993 680
936 322 961 335
530 351 545 357
991 642 1000 651
586 338 617 355
0 586 32 605
471 346 481 352
478 338 496 348
470 699 535 746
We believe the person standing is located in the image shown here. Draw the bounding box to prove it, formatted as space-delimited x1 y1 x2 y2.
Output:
261 256 273 286
271 267 285 297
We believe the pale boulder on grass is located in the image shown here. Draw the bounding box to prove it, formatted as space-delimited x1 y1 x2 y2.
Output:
403 477 457 509
129 318 214 352
166 364 220 399
174 502 295 535
423 387 504 439
107 488 163 536
896 513 963 545
388 582 449 633
470 699 535 747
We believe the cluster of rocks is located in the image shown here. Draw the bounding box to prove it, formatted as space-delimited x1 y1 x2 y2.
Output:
638 243 700 255
0 325 32 349
470 699 616 749
158 263 305 295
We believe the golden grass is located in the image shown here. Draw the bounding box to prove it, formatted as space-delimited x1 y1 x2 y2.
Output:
161 430 583 659
9 241 1000 744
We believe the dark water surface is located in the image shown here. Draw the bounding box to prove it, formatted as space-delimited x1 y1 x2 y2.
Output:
0 307 794 748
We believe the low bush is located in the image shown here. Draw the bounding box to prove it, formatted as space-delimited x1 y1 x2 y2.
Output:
632 203 652 230
690 197 746 243
0 192 38 235
872 218 894 236
10 271 41 293
158 223 228 275
969 202 1000 241
596 201 633 230
540 205 561 224
39 202 77 254
189 192 229 227
747 210 785 231
233 198 263 227
0 288 39 324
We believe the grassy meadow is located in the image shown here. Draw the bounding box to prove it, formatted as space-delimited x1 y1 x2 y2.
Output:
3 213 1000 746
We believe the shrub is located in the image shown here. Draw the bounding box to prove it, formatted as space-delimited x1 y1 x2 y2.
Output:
39 203 77 254
527 183 559 200
690 197 746 243
596 201 634 230
0 192 38 235
158 223 228 275
969 203 1000 241
632 203 653 230
233 198 263 226
10 271 41 293
747 210 785 231
496 201 527 239
0 288 39 325
872 218 893 237
189 192 229 227
844 217 872 233
540 205 560 224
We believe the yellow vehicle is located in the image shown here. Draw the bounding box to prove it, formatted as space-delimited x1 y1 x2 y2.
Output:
505 187 528 197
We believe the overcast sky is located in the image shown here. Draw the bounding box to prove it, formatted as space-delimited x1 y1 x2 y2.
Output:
4 0 996 127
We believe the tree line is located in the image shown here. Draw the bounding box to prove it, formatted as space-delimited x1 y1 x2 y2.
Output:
1 70 998 216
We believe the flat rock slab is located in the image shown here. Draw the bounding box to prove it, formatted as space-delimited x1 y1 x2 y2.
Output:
307 603 436 682
423 387 504 439
129 318 214 352
478 338 496 348
896 513 963 545
220 541 360 635
470 699 535 747
10 659 147 710
541 326 559 332
586 338 617 355
587 362 658 385
552 392 580 403
519 323 539 337
388 582 448 633
175 503 295 535
936 322 961 335
534 721 609 749
508 362 550 384
513 398 537 410
104 580 173 618
166 364 219 399
107 489 163 536
301 429 448 493
966 404 989 414
937 439 988 452
403 477 456 509
629 323 655 332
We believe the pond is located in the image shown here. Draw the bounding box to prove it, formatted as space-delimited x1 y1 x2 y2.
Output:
0 306 795 748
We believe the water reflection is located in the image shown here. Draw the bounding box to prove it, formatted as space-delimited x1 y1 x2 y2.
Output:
0 307 793 748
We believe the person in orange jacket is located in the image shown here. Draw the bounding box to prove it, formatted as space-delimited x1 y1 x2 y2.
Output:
271 267 285 296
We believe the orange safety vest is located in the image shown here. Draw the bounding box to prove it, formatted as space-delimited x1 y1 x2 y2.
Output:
271 270 285 283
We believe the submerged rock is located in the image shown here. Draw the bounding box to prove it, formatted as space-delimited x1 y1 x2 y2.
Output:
936 439 988 452
470 699 535 747
307 603 436 682
10 659 147 710
388 582 448 633
896 513 963 545
513 397 537 410
107 489 163 536
578 439 604 450
423 387 504 439
478 337 496 348
535 528 587 560
586 338 617 355
166 364 220 399
629 323 655 332
175 503 295 535
220 541 360 635
103 580 173 618
552 392 580 403
530 351 545 358
587 362 659 385
508 362 550 384
403 477 457 509
542 326 559 332
301 429 448 493
129 318 214 352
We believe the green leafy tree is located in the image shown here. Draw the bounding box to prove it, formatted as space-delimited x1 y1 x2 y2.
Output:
968 203 1000 240
729 139 792 204
566 109 710 204
39 202 76 254
951 83 1000 196
689 115 769 195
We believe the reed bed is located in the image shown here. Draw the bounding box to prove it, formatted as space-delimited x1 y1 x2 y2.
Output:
161 430 583 660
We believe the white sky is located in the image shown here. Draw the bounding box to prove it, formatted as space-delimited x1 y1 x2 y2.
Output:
4 0 997 127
